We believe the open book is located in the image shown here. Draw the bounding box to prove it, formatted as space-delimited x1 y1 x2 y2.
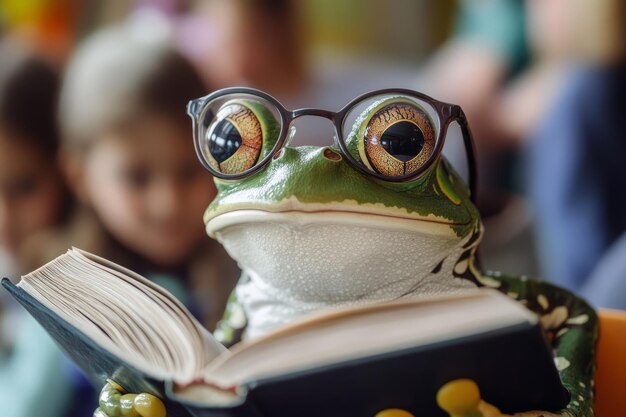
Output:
2 249 569 417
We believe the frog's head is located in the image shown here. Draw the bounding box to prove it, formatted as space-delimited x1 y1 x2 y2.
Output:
189 89 483 305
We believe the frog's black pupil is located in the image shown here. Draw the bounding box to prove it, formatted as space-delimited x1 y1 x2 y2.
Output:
380 121 424 162
208 119 242 163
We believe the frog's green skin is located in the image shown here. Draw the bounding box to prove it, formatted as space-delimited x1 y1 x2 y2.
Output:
206 144 598 417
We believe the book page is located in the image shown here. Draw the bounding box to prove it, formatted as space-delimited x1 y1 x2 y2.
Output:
76 250 227 364
17 248 227 384
196 289 536 389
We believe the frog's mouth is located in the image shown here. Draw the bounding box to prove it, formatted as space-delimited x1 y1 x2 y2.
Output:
204 194 472 238
205 208 463 238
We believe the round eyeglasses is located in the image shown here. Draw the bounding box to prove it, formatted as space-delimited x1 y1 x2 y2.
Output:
187 87 477 203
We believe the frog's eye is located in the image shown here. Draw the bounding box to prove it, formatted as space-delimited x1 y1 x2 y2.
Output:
362 102 435 176
197 97 280 176
205 102 263 174
344 97 438 178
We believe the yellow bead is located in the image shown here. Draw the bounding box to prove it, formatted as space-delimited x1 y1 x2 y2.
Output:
436 379 481 415
133 393 166 417
374 408 415 417
120 394 140 417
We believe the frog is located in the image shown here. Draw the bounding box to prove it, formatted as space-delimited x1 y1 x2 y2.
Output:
95 88 598 417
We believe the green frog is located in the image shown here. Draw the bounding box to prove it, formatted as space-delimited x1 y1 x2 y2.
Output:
96 89 598 417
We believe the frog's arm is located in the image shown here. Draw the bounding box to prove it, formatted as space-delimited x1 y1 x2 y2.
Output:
478 271 599 417
213 289 247 347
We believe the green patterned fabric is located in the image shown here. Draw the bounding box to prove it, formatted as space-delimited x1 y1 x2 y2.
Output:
482 272 598 417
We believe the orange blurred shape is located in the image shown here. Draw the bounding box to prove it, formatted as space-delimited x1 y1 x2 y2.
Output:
0 0 76 60
595 309 626 417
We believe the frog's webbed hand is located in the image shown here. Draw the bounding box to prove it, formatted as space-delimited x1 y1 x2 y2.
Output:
478 271 598 417
93 380 166 417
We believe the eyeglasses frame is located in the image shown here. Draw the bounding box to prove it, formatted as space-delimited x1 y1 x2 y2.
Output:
187 87 477 204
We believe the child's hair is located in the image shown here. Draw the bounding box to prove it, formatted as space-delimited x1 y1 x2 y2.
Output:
59 24 207 150
0 41 60 154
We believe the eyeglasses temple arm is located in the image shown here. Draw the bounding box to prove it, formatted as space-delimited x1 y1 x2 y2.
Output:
453 107 484 271
455 109 478 205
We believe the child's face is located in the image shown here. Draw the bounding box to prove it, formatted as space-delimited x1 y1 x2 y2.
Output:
0 133 65 255
80 115 215 267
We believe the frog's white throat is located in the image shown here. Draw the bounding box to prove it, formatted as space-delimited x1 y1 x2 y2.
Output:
208 210 479 339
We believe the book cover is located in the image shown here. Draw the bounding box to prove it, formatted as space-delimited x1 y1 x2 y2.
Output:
2 278 569 417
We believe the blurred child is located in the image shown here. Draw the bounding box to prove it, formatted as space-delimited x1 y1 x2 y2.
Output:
0 42 69 264
53 23 240 330
0 41 74 417
29 23 240 416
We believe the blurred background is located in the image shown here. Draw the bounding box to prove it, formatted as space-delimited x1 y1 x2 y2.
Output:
0 0 625 416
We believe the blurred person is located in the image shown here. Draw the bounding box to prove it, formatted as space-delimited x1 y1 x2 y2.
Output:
420 0 609 280
417 0 542 278
53 21 240 331
527 0 626 296
491 0 573 144
421 0 578 193
178 0 318 144
183 0 305 97
29 22 240 416
0 43 70 261
0 41 74 417
419 0 529 190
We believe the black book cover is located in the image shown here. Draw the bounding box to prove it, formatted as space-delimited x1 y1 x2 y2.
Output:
3 278 569 417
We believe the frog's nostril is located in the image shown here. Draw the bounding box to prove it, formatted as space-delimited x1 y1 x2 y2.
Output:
323 148 342 161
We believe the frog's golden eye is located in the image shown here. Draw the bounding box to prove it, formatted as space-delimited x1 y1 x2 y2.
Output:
204 102 263 175
362 102 435 176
